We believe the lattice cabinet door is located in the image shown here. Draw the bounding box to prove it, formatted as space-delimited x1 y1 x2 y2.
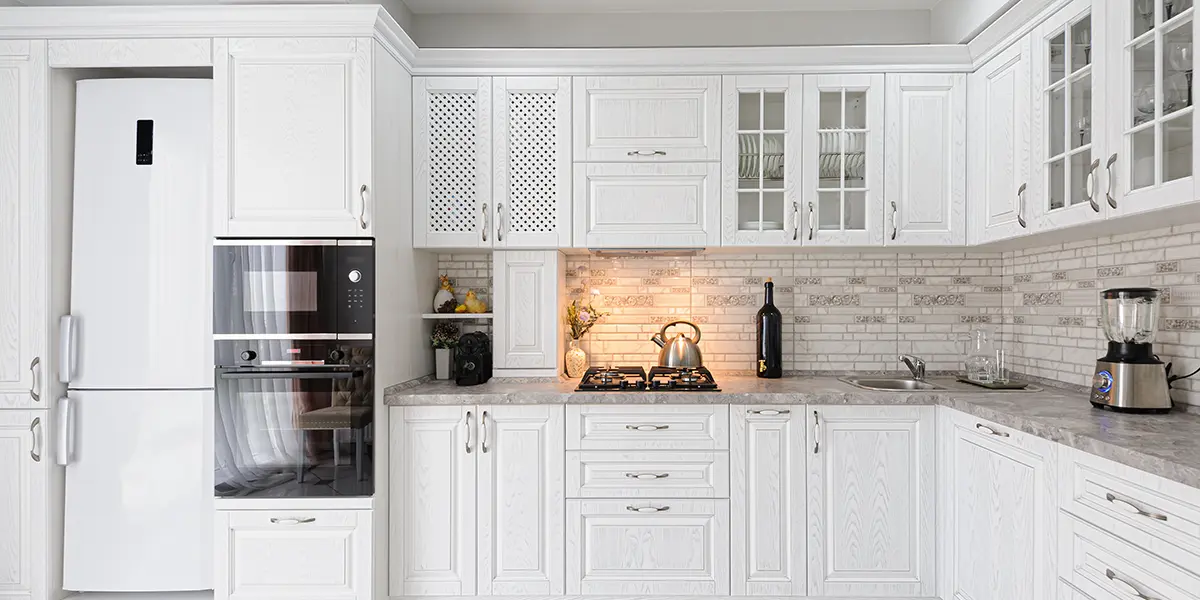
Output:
493 77 572 248
415 77 493 248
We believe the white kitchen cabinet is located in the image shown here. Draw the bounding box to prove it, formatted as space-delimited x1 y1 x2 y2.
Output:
215 509 372 600
884 73 967 245
566 404 729 451
492 250 564 377
969 36 1035 243
730 406 805 596
212 37 373 238
801 73 886 246
390 405 565 596
940 408 1057 600
493 77 572 248
0 41 46 405
807 405 936 597
721 75 803 245
0 409 49 600
573 162 720 248
414 76 492 248
566 498 730 595
567 450 729 499
573 76 720 162
1059 513 1200 600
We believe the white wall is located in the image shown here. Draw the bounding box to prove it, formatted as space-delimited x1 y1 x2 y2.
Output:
929 0 1017 43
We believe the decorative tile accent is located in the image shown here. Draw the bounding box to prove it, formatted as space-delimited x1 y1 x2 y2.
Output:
847 277 866 285
952 276 972 284
777 286 795 293
588 277 618 286
1076 280 1096 289
1157 261 1180 273
982 285 1013 292
898 315 917 323
794 315 812 324
795 277 822 285
569 287 585 295
877 286 898 293
1161 287 1172 304
603 295 655 307
1014 274 1033 283
1057 316 1086 326
692 277 719 285
1165 319 1200 331
1098 266 1125 277
912 294 965 306
960 315 992 323
899 276 927 285
641 278 661 285
1022 292 1063 306
670 287 690 294
650 268 680 277
589 269 607 276
1012 316 1026 324
743 277 764 285
1052 271 1068 280
809 294 861 306
855 315 887 323
706 294 755 307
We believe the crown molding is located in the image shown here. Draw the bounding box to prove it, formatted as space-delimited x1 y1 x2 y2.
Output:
967 0 1068 68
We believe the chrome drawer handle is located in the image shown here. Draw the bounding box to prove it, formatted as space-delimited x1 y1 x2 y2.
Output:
1106 153 1118 209
1086 159 1100 212
1106 569 1156 600
30 357 40 402
465 411 474 454
270 517 316 525
627 150 667 157
626 505 670 513
975 423 1010 437
1016 183 1028 228
748 409 790 416
358 184 369 230
626 424 669 431
30 417 41 462
1106 493 1168 521
625 472 669 480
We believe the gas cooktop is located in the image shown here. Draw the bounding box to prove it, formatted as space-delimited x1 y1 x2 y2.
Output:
575 366 721 391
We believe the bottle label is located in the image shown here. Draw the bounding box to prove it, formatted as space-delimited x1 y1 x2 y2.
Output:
758 360 766 373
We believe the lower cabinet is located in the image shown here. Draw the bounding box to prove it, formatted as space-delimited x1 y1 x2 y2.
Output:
0 409 49 600
214 509 372 600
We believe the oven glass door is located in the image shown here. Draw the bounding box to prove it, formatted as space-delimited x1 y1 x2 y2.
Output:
214 241 338 337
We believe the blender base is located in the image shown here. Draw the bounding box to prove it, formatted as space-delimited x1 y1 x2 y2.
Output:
1091 359 1172 412
1090 401 1171 415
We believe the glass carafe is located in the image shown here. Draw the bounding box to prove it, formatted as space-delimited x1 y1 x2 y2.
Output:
965 328 996 383
1100 288 1161 343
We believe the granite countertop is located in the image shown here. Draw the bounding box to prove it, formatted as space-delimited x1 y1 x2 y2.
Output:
384 375 1200 490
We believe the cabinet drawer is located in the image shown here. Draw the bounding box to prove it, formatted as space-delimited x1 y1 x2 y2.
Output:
1060 446 1200 569
567 405 728 450
566 498 730 595
567 451 729 498
573 162 721 248
216 509 372 600
1060 514 1200 600
573 76 720 162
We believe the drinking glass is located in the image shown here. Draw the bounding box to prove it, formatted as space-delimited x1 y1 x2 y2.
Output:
994 349 1008 383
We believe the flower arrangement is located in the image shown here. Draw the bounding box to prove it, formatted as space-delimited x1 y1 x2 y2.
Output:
565 299 609 340
430 322 460 349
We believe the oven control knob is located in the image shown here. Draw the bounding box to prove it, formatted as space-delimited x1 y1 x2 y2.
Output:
329 349 347 362
348 269 362 283
240 350 257 362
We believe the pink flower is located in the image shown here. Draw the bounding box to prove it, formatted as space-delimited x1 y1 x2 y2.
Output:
578 310 591 323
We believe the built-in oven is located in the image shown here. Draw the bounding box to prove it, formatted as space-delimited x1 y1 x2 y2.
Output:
213 239 374 338
214 338 374 498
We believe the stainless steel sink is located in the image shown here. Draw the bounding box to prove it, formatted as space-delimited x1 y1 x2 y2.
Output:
839 376 944 391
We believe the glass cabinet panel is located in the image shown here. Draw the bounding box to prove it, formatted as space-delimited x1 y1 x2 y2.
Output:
815 88 870 233
1042 9 1098 215
730 83 796 241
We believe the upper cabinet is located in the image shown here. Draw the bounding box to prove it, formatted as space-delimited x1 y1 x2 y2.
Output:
884 73 967 245
720 75 803 246
801 74 886 246
213 38 373 238
573 76 720 162
414 76 493 248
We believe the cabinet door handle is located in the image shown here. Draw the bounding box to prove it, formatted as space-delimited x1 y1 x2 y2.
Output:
270 517 316 525
625 472 669 480
812 410 820 454
358 184 369 230
30 417 42 462
496 204 505 243
791 202 799 241
30 357 40 402
748 409 790 416
481 204 489 242
890 200 898 240
481 410 490 453
1086 159 1101 212
625 424 669 431
1105 569 1155 599
975 423 1010 437
1016 183 1028 228
1106 153 1119 209
465 410 474 454
627 150 667 157
626 505 670 512
807 202 815 240
1105 492 1168 521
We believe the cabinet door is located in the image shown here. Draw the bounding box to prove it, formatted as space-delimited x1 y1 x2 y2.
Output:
213 38 372 238
573 162 721 248
884 73 967 246
801 74 886 246
1107 0 1197 216
1033 0 1110 231
493 77 572 248
807 405 936 597
566 499 730 595
477 406 565 595
493 250 563 375
0 41 46 403
722 75 803 246
390 406 477 596
969 36 1034 243
415 77 492 248
215 510 372 600
573 76 720 162
0 410 47 600
941 409 1057 600
730 406 805 596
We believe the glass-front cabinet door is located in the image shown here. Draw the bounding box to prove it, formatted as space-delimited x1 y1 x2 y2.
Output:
721 75 802 245
1034 0 1108 230
1109 0 1197 215
801 74 885 245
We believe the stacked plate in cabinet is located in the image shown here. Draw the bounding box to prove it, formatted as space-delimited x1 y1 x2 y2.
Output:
738 133 785 180
818 131 866 181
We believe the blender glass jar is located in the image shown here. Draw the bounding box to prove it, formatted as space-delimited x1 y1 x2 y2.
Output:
1100 288 1161 344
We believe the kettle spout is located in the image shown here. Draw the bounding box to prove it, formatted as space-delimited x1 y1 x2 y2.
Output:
650 333 665 348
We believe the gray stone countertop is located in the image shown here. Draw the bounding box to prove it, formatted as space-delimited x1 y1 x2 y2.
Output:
384 375 1200 489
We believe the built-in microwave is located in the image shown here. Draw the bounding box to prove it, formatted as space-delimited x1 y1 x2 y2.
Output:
213 239 374 338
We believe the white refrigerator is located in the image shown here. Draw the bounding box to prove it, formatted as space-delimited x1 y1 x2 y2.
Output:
60 79 214 592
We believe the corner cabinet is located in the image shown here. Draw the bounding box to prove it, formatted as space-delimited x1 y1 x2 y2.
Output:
493 250 564 377
212 38 374 238
414 77 493 248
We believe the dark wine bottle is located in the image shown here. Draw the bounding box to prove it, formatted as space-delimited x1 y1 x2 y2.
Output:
756 278 783 378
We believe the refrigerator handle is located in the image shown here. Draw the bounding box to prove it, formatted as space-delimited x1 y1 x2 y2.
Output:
59 315 76 384
57 396 74 466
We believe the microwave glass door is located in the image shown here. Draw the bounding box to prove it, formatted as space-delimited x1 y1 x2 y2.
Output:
214 242 338 336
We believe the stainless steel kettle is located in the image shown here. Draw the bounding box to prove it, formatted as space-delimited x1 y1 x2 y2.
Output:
650 320 704 368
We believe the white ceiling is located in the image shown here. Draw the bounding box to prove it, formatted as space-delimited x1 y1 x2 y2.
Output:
403 0 942 15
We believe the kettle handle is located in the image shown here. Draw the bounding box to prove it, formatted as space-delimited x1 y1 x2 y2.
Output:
659 320 701 343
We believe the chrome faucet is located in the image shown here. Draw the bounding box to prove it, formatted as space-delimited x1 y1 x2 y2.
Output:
899 355 927 381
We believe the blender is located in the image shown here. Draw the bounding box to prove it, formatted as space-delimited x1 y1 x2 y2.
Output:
1092 288 1173 412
